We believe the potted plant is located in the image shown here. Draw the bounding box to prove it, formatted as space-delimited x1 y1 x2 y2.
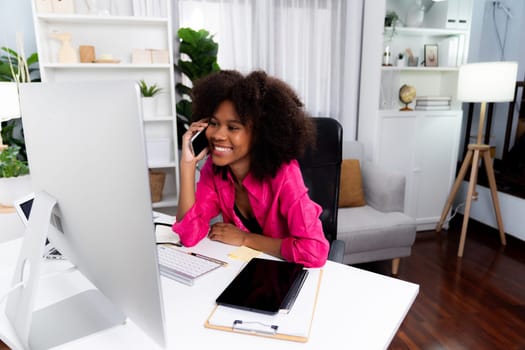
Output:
138 79 162 118
0 145 30 206
1 46 40 162
0 42 38 209
174 27 220 147
384 11 401 41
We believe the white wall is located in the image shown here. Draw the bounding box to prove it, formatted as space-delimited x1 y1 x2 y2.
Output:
0 0 36 56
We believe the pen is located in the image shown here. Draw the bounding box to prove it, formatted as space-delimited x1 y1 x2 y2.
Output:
189 252 228 267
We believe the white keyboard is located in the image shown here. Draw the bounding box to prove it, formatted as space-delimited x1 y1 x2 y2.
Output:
157 246 222 285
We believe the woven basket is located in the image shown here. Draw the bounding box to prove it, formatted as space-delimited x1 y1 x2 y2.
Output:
149 170 166 203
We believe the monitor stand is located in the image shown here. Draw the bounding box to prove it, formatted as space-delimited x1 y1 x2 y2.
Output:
5 191 126 350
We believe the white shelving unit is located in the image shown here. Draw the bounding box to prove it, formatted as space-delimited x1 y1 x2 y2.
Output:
359 0 473 230
30 0 179 210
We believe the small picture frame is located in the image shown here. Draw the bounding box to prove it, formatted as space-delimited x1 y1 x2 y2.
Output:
424 44 438 67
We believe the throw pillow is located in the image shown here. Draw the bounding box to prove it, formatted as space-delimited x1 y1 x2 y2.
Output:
338 159 366 207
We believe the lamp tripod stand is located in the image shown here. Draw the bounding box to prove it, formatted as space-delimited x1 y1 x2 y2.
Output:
436 101 506 257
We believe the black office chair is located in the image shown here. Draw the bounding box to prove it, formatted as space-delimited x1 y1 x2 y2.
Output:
298 117 345 263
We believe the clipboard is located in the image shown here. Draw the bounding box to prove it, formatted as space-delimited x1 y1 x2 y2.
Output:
205 268 323 342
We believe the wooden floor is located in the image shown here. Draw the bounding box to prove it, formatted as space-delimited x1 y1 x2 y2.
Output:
356 216 525 350
1 216 524 350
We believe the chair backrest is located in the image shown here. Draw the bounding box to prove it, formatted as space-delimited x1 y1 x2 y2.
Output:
298 117 343 243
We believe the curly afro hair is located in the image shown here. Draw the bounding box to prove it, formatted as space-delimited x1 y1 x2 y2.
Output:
191 70 243 122
191 70 315 180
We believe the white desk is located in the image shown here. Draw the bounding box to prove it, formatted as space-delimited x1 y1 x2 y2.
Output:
0 237 418 350
0 212 24 243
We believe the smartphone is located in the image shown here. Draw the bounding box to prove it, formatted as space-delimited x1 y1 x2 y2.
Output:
190 127 209 156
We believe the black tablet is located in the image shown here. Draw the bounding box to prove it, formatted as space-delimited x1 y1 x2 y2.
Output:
216 258 308 315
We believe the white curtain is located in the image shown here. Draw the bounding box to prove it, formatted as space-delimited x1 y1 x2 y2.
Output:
176 0 363 140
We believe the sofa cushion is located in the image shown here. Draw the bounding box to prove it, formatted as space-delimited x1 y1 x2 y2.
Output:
337 206 416 253
338 159 366 208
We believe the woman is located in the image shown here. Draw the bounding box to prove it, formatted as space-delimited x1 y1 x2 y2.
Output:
172 70 329 268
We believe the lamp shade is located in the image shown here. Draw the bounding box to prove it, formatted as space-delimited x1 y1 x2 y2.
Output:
0 82 20 121
457 61 518 102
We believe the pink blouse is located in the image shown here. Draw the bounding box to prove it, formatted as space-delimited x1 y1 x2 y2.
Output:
172 158 329 267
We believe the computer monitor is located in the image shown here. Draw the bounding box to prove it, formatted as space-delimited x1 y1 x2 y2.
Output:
8 80 166 348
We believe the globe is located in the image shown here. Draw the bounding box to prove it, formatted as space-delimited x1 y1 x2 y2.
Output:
399 84 416 111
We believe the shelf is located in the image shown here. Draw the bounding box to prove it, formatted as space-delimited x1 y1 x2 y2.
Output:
382 66 459 72
384 26 468 37
41 63 171 69
151 194 178 208
143 116 174 122
379 109 462 116
33 0 180 210
148 161 177 168
36 14 168 25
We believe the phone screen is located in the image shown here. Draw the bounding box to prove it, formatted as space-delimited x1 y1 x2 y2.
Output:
190 128 209 155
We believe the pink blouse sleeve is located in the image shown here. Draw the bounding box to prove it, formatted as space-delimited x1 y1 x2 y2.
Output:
278 162 330 268
172 159 221 247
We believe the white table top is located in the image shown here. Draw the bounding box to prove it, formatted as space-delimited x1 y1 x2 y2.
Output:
0 236 418 350
0 212 24 243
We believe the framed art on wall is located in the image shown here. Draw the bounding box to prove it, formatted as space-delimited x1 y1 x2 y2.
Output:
424 44 438 67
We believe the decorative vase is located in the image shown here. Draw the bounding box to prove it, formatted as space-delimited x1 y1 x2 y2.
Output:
0 175 32 206
50 32 78 63
141 97 157 118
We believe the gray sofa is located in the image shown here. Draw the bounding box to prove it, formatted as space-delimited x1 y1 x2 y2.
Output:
337 141 416 274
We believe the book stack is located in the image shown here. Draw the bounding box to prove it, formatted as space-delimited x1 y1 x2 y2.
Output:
415 96 452 111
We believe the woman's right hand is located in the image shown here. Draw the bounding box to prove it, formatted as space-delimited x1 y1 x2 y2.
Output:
180 120 209 165
177 119 209 220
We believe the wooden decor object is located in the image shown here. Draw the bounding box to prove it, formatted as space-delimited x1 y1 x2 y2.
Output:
50 32 78 63
79 45 95 63
151 49 169 64
132 48 151 64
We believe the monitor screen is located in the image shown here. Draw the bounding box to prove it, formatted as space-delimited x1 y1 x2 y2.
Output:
18 80 166 347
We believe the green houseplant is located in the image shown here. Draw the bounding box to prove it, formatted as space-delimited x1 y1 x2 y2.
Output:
0 44 38 206
138 80 163 118
384 11 401 41
0 46 40 162
174 27 220 146
0 145 29 178
138 79 162 97
0 145 31 206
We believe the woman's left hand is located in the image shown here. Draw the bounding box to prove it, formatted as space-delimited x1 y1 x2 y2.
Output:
208 223 247 246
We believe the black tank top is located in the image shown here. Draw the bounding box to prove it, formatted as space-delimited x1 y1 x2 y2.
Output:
234 203 263 234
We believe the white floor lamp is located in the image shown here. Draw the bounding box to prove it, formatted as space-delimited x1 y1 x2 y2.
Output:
436 62 518 257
